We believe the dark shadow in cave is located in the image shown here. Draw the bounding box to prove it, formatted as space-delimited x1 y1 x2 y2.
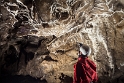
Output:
4 45 18 67
59 73 73 83
0 75 47 83
44 56 58 62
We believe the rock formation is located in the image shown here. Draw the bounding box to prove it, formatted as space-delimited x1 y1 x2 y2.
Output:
0 0 124 83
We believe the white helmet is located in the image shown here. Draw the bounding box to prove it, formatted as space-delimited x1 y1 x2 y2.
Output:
78 43 91 56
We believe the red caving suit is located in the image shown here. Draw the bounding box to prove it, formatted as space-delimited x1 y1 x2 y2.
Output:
73 57 98 83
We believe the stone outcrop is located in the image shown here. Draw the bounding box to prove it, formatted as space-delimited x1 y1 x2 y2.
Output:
0 0 124 83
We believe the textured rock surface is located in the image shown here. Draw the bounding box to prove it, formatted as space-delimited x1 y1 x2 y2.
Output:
0 0 124 83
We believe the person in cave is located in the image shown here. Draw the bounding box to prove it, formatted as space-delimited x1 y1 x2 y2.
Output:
73 43 98 83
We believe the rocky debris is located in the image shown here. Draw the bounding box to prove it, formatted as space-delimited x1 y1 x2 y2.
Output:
0 0 124 83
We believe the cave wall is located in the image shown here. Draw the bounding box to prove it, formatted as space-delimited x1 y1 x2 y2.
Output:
0 0 124 83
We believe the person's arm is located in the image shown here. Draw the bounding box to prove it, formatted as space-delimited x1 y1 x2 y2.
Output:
92 72 98 83
87 59 98 83
73 62 83 83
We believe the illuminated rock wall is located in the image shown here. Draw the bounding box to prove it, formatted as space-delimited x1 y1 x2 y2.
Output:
0 0 124 83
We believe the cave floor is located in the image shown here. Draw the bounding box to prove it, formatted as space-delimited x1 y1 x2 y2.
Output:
0 75 47 83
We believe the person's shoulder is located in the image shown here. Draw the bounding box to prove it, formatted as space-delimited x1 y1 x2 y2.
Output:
86 58 96 66
87 58 94 63
74 61 82 66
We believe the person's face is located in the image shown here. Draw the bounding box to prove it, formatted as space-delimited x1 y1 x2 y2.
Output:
79 51 82 55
